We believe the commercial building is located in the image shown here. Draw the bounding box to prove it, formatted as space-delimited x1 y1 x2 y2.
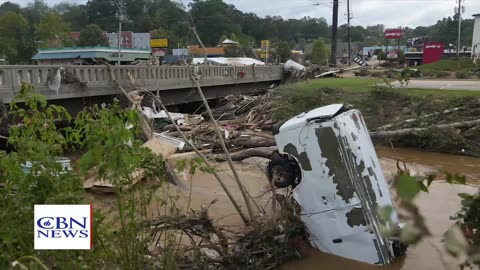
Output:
473 13 480 61
32 47 151 65
70 31 151 49
188 45 225 57
106 32 152 49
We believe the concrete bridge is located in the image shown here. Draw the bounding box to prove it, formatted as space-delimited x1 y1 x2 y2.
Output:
0 65 283 106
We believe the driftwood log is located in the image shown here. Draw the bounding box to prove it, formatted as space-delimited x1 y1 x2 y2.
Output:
212 119 480 162
213 148 274 162
369 118 480 138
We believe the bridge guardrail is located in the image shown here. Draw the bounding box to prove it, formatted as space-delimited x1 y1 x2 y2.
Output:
0 65 283 102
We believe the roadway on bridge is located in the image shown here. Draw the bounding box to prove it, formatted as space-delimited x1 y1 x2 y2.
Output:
402 79 480 91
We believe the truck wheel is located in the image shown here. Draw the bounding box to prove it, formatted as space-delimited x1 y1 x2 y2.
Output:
392 240 408 257
267 155 297 188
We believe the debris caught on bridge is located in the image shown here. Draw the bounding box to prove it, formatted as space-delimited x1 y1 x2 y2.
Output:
157 92 275 152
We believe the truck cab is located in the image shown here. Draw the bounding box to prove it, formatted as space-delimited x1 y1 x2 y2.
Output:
268 104 406 265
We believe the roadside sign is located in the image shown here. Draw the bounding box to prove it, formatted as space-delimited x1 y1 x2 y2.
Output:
150 38 169 48
151 48 166 57
385 29 402 39
423 42 444 64
353 56 369 67
261 40 270 51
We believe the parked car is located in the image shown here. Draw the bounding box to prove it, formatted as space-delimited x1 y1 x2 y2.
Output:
268 104 407 265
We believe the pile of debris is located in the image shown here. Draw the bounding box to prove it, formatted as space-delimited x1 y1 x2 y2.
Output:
144 92 276 153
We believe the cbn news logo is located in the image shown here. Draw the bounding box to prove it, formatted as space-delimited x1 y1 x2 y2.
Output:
34 205 92 250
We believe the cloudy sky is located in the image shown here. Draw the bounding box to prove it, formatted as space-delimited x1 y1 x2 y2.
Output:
2 0 479 27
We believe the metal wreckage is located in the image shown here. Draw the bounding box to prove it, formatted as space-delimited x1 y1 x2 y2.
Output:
267 104 407 265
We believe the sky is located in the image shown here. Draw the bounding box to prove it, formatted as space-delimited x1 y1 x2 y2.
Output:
2 0 480 28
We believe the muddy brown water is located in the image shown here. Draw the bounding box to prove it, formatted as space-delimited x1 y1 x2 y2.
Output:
89 146 480 270
376 146 480 186
281 146 480 270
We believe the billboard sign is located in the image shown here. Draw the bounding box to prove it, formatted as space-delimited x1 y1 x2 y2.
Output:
353 56 369 67
261 40 270 51
423 42 444 64
385 29 402 39
151 48 166 57
150 38 169 48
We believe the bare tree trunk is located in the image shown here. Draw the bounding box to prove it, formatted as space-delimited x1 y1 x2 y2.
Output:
190 75 256 223
213 148 274 162
370 119 480 138
144 91 251 224
234 137 276 148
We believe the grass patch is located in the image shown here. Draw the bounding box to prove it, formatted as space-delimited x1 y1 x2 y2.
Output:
274 78 480 156
418 58 478 72
289 78 480 97
291 78 382 93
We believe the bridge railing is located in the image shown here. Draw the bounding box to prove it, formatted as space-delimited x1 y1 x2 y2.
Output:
0 65 283 102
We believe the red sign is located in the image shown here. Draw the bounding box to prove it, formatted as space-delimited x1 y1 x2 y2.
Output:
385 29 402 39
423 42 444 64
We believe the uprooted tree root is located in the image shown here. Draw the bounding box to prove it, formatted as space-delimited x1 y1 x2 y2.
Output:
147 195 308 269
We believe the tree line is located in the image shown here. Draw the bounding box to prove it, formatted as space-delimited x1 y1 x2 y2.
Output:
0 0 475 64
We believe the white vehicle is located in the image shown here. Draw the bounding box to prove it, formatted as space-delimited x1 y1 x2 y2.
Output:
268 104 406 265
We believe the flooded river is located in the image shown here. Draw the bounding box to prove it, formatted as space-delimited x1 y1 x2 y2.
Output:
91 145 480 270
281 146 480 270
376 146 480 186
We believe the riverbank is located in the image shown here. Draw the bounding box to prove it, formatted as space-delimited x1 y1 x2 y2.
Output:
273 78 480 157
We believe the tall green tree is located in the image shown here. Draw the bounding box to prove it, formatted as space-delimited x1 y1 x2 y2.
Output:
53 3 88 31
310 39 329 64
276 41 291 62
0 12 29 64
78 24 109 46
0 1 20 15
86 0 117 32
36 11 72 48
218 34 228 44
230 33 239 42
189 0 241 46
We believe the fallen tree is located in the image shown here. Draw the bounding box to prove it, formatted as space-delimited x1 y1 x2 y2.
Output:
369 118 480 138
212 148 274 162
210 119 480 162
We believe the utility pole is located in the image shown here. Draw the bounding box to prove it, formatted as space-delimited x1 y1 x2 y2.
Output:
115 0 127 66
347 0 351 66
331 0 339 66
456 0 465 57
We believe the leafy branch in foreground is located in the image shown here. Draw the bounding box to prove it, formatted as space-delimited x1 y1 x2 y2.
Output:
1 84 171 269
378 163 478 268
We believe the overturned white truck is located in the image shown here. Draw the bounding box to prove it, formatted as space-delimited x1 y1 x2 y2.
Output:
268 104 407 265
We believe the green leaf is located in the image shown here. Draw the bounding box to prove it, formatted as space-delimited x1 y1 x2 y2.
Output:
200 166 215 174
453 174 466 185
400 224 422 244
396 174 421 201
458 193 473 200
426 173 437 187
419 182 429 193
445 225 469 257
377 206 394 222
175 159 187 173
